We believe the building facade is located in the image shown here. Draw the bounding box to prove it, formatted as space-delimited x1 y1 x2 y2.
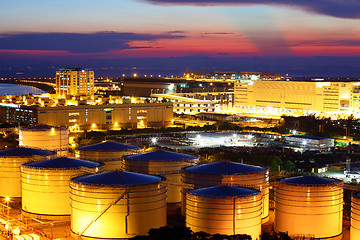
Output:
234 80 360 116
284 135 334 150
0 103 173 130
56 68 95 96
184 71 281 81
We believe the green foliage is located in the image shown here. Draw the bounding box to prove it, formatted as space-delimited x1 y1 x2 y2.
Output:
0 130 19 147
283 160 296 171
130 226 252 240
247 154 283 172
74 130 106 147
141 141 150 148
130 226 296 240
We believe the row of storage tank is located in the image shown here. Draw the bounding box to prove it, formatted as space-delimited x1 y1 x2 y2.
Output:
2 141 359 240
2 125 357 239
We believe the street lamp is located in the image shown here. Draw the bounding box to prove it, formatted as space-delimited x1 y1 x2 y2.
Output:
5 197 10 220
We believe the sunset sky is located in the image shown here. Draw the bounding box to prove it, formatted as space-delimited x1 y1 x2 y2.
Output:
1 0 360 76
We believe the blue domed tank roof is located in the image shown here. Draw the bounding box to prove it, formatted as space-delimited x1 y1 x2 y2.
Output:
78 141 140 152
189 185 260 198
23 157 100 169
22 124 66 131
125 150 197 162
185 161 267 175
281 175 341 185
0 147 53 157
71 170 162 186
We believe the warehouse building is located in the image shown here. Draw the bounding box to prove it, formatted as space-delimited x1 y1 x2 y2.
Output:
0 102 173 130
234 80 360 117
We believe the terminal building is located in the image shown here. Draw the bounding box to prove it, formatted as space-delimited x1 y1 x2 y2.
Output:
234 79 360 117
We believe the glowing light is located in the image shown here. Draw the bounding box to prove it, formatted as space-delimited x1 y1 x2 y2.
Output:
168 83 175 91
5 197 10 202
92 123 96 128
133 73 137 77
13 228 20 235
151 138 157 144
114 122 118 127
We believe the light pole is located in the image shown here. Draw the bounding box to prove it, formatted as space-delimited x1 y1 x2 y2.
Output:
5 197 10 220
50 221 53 240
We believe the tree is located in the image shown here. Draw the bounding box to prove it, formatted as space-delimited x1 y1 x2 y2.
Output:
283 160 296 171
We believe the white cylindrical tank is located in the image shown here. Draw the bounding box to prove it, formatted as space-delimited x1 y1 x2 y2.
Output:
186 185 262 240
78 141 142 171
274 176 343 239
182 161 269 220
351 191 360 240
21 157 101 218
19 125 69 156
70 170 167 239
123 150 198 203
0 147 53 198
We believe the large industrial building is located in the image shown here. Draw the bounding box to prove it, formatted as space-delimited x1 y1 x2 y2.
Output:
56 68 95 96
234 79 360 117
284 135 334 150
184 71 281 81
0 102 173 130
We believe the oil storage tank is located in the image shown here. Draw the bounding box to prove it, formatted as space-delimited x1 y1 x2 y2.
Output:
351 191 360 240
274 176 343 239
70 170 167 239
186 186 262 240
21 157 101 218
182 161 269 220
78 141 141 171
0 147 53 198
123 150 198 203
19 125 69 156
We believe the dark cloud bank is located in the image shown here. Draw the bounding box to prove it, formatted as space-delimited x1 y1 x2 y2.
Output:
143 0 360 19
0 32 183 53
